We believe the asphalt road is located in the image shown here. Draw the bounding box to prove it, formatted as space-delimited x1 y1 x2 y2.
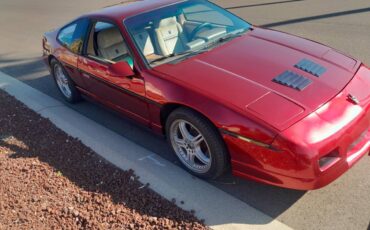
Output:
1 0 370 229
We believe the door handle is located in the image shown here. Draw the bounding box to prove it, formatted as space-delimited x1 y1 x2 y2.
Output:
130 76 145 84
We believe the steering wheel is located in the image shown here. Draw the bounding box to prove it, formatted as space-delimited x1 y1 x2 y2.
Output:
190 23 213 40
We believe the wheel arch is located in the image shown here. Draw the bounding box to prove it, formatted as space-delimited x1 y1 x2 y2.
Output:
160 102 221 136
48 55 56 65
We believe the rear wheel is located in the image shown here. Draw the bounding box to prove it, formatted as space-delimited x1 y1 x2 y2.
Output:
166 108 229 179
51 59 81 103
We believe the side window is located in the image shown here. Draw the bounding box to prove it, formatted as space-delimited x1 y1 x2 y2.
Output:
57 18 89 54
183 4 233 26
86 21 133 68
58 23 77 47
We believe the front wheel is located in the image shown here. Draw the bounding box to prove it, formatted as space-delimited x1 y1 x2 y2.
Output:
51 59 81 103
166 108 229 179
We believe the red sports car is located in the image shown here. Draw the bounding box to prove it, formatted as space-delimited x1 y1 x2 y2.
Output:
42 0 370 190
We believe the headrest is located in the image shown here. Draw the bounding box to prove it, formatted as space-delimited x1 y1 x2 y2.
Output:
158 16 178 27
97 28 124 49
133 30 154 56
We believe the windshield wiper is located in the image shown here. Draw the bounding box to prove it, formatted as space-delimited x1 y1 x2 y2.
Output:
149 53 177 64
219 33 243 42
212 30 247 46
168 49 212 64
149 49 209 65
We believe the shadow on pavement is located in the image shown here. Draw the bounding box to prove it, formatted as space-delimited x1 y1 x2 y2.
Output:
225 0 304 10
0 56 306 220
262 7 370 27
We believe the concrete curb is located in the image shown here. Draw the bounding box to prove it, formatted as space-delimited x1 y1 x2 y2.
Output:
0 71 291 230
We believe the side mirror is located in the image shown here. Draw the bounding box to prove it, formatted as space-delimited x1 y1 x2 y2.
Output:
109 61 135 78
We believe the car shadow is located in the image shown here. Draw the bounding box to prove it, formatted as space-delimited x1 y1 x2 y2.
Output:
0 57 306 222
224 0 304 10
261 7 370 28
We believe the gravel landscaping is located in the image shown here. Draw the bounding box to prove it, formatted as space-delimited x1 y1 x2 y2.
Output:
0 90 207 229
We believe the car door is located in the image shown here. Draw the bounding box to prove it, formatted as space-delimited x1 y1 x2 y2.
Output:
56 18 90 88
77 20 149 124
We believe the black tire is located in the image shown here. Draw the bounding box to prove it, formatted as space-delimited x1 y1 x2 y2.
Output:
50 59 81 104
165 107 229 179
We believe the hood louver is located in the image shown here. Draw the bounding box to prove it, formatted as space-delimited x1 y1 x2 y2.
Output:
295 59 326 77
273 71 312 91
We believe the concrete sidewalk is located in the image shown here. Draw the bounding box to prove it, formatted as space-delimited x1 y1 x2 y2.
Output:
0 70 291 230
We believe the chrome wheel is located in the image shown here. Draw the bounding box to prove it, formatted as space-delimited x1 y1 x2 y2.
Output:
170 119 212 173
54 64 72 99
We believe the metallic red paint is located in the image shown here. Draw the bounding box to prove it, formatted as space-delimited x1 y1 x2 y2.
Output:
42 0 370 190
154 28 361 131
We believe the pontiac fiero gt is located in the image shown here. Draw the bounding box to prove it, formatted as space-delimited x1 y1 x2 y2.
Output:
42 0 370 190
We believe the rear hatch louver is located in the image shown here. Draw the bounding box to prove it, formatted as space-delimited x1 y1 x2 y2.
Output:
295 59 326 77
273 71 312 91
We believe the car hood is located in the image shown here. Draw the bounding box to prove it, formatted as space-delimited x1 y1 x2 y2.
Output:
153 28 361 131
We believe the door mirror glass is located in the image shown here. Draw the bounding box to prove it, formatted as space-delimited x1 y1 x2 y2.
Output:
109 61 135 77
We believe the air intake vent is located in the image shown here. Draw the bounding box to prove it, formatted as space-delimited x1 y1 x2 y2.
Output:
273 71 312 91
294 59 326 77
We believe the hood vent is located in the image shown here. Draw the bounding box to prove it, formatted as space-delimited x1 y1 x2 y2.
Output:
295 59 326 77
273 71 312 91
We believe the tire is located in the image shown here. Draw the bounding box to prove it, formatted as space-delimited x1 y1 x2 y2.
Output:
50 59 81 103
166 107 229 179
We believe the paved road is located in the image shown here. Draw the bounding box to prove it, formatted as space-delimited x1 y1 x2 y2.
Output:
1 0 370 229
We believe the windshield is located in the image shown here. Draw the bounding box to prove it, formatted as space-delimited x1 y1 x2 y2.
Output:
124 0 251 66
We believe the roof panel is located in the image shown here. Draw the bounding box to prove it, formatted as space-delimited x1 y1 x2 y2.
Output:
84 0 183 21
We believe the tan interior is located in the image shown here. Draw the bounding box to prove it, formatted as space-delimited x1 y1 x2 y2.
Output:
154 17 189 56
96 27 129 61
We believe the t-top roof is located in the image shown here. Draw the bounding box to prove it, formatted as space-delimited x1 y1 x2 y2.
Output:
84 0 185 21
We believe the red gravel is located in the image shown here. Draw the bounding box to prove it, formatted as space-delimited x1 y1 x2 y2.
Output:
0 90 208 230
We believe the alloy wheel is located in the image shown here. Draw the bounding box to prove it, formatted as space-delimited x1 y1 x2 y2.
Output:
169 119 212 173
54 64 72 99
